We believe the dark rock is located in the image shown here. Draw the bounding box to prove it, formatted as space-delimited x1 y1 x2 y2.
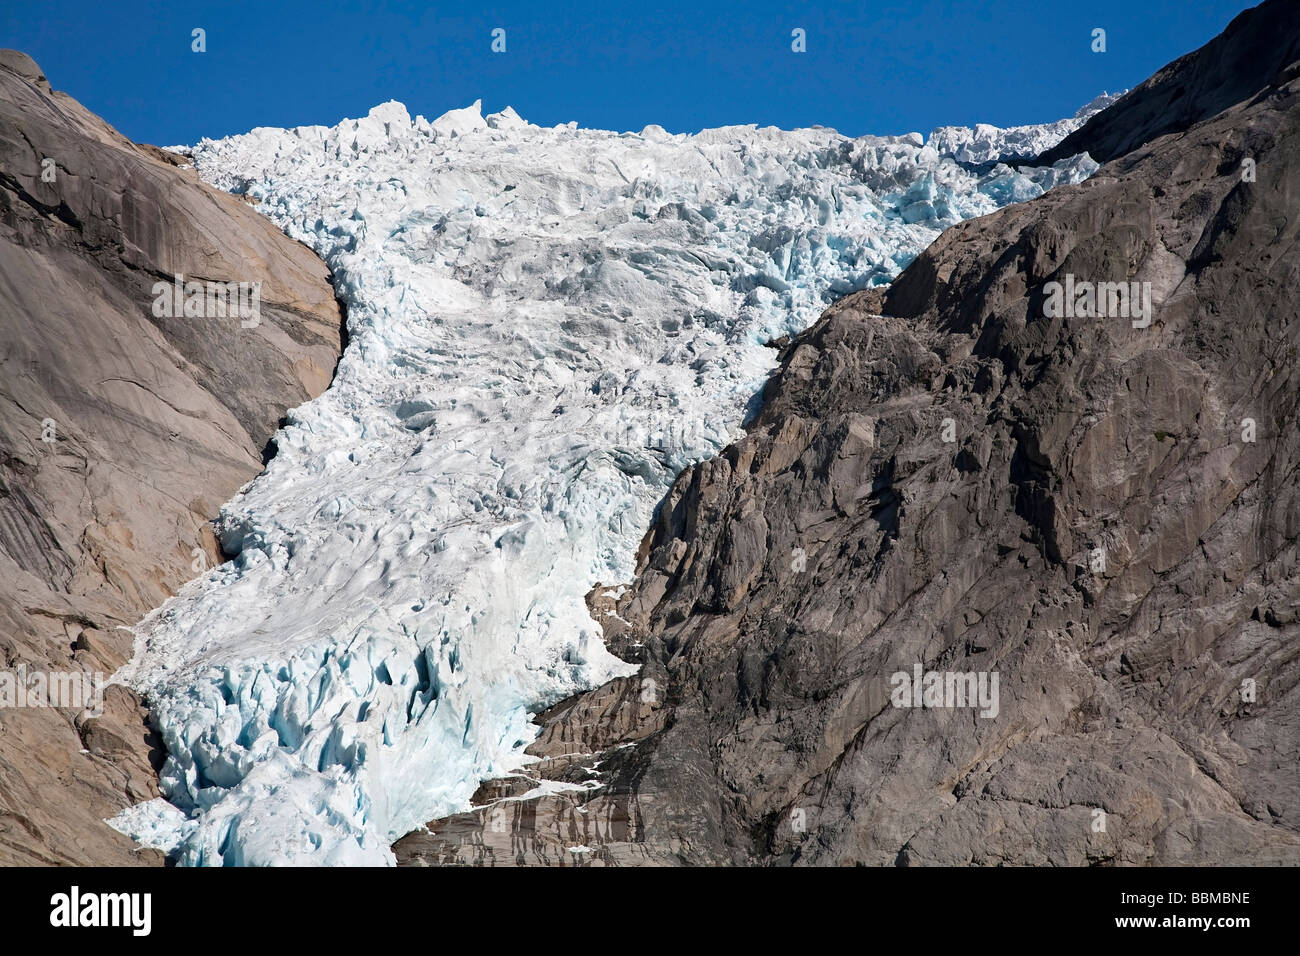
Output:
1038 0 1300 165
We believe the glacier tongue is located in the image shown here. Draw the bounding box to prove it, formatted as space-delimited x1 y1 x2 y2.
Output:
112 99 1105 865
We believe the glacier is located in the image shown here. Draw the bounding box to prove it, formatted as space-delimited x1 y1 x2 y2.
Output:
110 94 1116 865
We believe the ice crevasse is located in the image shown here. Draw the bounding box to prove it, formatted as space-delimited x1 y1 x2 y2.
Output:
110 95 1116 864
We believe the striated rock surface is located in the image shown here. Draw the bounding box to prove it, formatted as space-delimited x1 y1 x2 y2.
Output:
0 50 343 865
396 4 1300 866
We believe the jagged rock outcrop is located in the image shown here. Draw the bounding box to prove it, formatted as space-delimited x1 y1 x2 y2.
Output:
397 3 1300 866
1038 0 1300 165
0 51 343 864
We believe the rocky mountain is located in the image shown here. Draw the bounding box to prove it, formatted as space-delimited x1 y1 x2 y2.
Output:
0 51 342 865
395 0 1300 865
1038 0 1300 165
106 69 1107 864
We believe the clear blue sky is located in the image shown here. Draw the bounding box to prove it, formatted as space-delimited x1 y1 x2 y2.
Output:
3 0 1255 145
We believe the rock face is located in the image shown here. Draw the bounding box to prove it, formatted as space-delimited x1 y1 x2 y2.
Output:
0 51 343 865
396 5 1300 866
